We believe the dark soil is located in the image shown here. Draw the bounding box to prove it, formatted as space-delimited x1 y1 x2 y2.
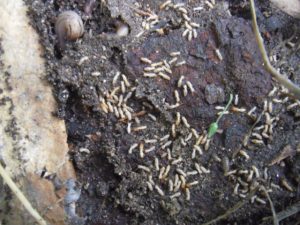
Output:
26 0 300 225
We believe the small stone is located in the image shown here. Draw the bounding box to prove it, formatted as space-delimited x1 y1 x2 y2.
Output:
205 84 225 104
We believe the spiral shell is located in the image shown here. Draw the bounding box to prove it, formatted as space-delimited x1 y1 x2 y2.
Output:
55 11 84 47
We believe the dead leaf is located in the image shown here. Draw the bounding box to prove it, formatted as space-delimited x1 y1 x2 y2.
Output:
271 0 300 19
269 145 296 166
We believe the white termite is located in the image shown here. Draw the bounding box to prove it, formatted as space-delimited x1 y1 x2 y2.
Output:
133 126 147 132
143 73 157 78
180 138 187 146
138 165 151 173
160 0 172 9
186 81 195 93
107 102 114 113
192 148 196 159
139 143 145 158
162 165 171 178
185 188 191 201
148 113 157 121
185 21 192 30
174 90 180 102
234 183 240 195
264 168 268 180
145 139 157 144
175 61 186 67
166 103 180 109
256 197 266 204
170 52 181 57
191 128 199 139
155 185 165 196
268 87 277 97
194 163 202 174
188 30 193 41
114 106 120 118
154 67 165 73
140 57 152 64
176 168 186 177
144 66 155 72
234 94 239 106
246 170 254 182
178 7 188 14
200 166 210 174
268 101 273 113
252 132 262 140
172 124 176 138
146 182 153 191
251 166 260 178
193 145 203 155
168 179 174 192
167 148 172 160
159 167 165 179
182 29 189 37
162 140 172 149
121 74 130 87
148 175 155 185
185 133 193 142
169 57 178 64
121 81 126 93
78 56 89 66
170 192 181 199
181 116 190 128
187 181 199 187
215 49 223 61
204 139 210 151
205 0 214 9
160 134 170 142
187 171 198 176
154 157 159 171
158 72 171 80
178 76 185 88
163 66 172 74
171 157 183 165
263 100 268 112
127 122 132 134
145 146 156 153
128 143 138 154
183 84 188 96
173 181 181 192
239 150 250 160
183 13 191 22
180 175 186 188
113 72 121 85
175 112 181 126
151 62 163 67
118 107 125 119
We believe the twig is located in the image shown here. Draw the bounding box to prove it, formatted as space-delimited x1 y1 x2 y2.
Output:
250 0 300 99
0 163 47 225
263 201 300 222
201 186 258 225
261 186 279 225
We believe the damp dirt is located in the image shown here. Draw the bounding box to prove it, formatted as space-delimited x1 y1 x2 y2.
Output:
25 0 300 225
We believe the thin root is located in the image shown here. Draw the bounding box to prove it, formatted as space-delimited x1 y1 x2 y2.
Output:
250 0 300 99
0 163 47 225
202 186 258 225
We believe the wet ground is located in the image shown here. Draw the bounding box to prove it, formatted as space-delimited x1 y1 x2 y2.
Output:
26 0 300 224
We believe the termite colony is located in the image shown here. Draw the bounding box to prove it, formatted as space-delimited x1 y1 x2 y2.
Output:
96 0 299 205
99 49 212 200
138 1 201 41
217 85 299 204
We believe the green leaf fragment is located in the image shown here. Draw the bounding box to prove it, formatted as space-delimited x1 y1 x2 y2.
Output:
208 122 218 139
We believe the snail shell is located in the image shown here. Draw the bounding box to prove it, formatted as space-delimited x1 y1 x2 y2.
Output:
55 11 84 47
